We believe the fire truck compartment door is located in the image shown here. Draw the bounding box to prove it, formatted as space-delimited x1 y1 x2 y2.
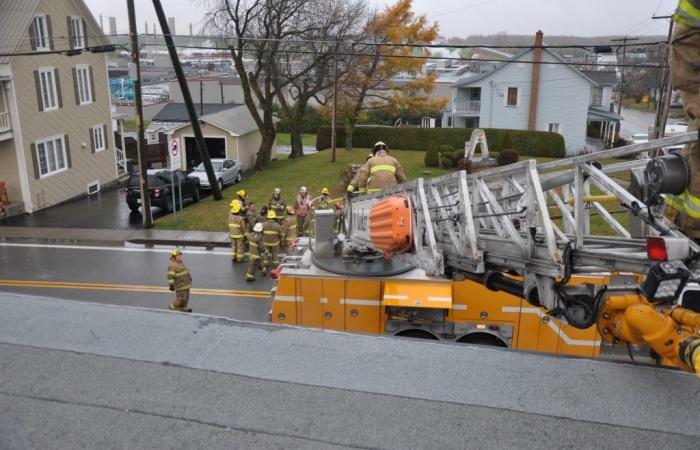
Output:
383 282 452 309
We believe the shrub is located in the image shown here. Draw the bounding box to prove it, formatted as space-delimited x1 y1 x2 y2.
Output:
316 126 565 157
501 132 514 151
439 144 455 155
441 157 454 169
498 149 520 166
451 149 465 164
425 144 440 167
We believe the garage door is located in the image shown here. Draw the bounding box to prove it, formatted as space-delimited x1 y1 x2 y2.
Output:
184 137 226 170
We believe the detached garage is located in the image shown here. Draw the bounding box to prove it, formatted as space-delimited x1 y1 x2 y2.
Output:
147 103 277 171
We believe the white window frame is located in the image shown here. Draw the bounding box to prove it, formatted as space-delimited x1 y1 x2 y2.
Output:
93 124 105 152
36 135 68 178
76 64 92 104
33 15 50 50
70 16 85 49
547 123 562 134
38 67 58 111
505 87 519 107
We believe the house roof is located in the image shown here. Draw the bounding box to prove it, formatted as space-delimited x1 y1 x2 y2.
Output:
588 106 623 122
0 0 42 64
580 70 618 86
151 103 240 122
202 105 265 136
452 47 599 88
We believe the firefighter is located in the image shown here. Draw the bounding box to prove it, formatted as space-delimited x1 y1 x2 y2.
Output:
282 205 297 252
245 203 257 232
334 201 344 234
262 210 283 270
315 187 331 209
347 141 407 194
245 223 266 281
236 189 248 208
664 1 700 236
228 200 246 263
167 248 192 312
294 186 312 237
269 188 286 221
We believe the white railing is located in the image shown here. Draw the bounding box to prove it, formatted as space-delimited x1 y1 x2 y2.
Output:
0 112 10 133
453 100 481 113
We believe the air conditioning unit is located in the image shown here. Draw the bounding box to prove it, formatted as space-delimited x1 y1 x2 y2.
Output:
87 180 101 195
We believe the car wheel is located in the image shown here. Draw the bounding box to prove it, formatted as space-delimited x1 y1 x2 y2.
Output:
127 201 140 212
163 196 172 213
192 186 200 203
235 172 242 183
218 179 224 192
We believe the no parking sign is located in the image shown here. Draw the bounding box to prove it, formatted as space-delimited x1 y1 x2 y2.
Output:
169 138 181 170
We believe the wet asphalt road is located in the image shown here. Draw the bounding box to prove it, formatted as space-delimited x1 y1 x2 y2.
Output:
0 241 273 321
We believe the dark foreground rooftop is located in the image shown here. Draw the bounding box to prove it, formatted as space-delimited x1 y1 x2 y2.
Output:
0 292 697 449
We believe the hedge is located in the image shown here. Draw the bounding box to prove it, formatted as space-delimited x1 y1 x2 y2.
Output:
316 126 565 158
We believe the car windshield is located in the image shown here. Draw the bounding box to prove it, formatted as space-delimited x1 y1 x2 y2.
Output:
194 162 223 172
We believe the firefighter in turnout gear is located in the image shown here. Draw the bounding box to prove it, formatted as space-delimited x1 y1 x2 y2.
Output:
262 210 283 271
334 201 344 234
246 223 266 281
665 0 700 237
167 248 192 312
282 205 297 252
294 186 312 237
316 187 331 209
245 203 258 232
236 189 248 208
347 142 407 194
269 188 287 222
228 200 246 263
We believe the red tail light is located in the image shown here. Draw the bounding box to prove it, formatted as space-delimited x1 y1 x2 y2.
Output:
154 188 161 198
647 237 668 262
271 267 280 280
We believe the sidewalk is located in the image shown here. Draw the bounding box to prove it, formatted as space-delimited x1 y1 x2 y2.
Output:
0 225 230 247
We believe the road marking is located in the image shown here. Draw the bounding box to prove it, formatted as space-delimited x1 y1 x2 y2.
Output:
0 242 231 256
0 280 270 299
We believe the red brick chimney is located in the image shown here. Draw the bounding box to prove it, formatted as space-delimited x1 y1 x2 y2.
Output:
528 30 544 131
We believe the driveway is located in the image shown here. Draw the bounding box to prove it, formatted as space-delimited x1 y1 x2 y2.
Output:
0 184 173 230
619 107 654 139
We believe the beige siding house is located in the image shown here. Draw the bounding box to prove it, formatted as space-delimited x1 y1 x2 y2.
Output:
0 0 117 215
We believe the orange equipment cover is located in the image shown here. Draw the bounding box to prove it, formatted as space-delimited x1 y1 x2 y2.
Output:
368 195 413 255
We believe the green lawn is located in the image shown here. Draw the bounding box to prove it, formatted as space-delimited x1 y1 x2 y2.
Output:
155 149 450 231
276 132 317 147
622 98 656 112
121 119 151 132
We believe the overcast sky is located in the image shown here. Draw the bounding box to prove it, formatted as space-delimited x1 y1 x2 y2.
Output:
83 0 678 38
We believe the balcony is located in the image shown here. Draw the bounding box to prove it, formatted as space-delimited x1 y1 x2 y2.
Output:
453 100 481 114
0 111 11 140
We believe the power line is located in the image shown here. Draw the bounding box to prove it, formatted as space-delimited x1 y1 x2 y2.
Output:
427 0 499 19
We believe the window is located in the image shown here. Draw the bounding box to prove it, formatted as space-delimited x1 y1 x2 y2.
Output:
547 123 561 134
506 87 518 106
93 125 105 152
76 65 92 104
70 17 85 49
36 136 68 177
33 15 49 50
590 87 603 107
38 67 58 111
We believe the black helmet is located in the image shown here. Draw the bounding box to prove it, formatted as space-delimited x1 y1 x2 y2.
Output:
260 206 268 215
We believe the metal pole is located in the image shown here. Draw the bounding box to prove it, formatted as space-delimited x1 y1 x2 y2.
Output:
127 0 153 228
331 52 338 163
652 19 675 143
151 0 222 200
178 177 183 220
200 79 203 116
171 171 177 223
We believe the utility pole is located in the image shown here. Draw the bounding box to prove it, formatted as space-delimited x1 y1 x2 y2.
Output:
612 37 639 115
331 48 338 163
652 16 675 142
151 0 222 200
127 0 153 228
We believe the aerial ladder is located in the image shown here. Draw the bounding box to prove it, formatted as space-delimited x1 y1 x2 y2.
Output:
273 130 700 378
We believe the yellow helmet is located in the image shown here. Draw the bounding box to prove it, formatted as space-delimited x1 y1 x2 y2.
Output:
267 210 276 219
170 247 182 259
230 199 242 213
320 187 330 195
236 189 247 198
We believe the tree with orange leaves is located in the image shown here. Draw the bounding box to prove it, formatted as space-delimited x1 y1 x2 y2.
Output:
329 0 447 150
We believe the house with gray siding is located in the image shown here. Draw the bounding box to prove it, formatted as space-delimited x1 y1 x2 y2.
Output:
0 0 117 215
443 32 622 155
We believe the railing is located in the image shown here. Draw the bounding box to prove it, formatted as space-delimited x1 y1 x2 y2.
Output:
453 100 481 113
0 112 11 133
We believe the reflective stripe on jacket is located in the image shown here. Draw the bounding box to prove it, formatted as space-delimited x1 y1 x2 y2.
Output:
350 150 407 192
675 0 700 27
665 191 700 218
262 220 282 246
246 232 263 259
167 260 192 291
228 213 246 239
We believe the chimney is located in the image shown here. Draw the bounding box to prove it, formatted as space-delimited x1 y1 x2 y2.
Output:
144 21 148 34
528 30 544 131
189 23 193 36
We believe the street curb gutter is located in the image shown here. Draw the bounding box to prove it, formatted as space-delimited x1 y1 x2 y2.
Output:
127 238 229 249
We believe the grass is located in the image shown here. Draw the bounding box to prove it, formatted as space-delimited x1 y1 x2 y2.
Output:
154 148 450 231
121 119 151 132
276 132 317 147
622 98 656 112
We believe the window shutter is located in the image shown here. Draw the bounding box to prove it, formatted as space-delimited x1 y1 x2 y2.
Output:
34 71 44 112
82 18 88 49
67 17 74 49
46 15 54 50
89 66 95 102
89 127 95 153
103 124 109 150
28 19 37 50
54 69 63 108
30 143 40 179
64 135 72 168
72 67 79 105
517 88 521 107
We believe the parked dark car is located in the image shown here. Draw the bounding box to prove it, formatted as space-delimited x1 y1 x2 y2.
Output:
125 169 201 212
